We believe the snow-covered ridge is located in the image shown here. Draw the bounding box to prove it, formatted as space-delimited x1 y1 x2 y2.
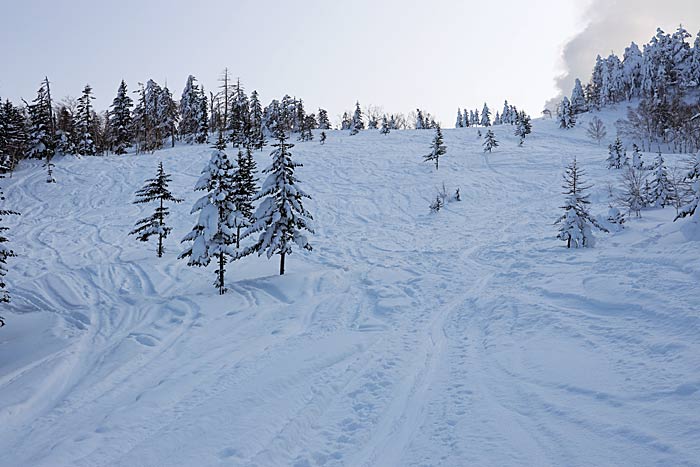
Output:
0 112 699 466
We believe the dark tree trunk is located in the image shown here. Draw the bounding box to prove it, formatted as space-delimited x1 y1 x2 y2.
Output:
279 252 286 275
218 253 225 294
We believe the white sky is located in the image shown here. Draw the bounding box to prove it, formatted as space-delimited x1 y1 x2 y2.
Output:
0 0 695 125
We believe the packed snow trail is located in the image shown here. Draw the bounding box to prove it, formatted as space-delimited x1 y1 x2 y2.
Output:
0 113 699 466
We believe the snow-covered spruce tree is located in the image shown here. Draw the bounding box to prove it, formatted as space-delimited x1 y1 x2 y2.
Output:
239 132 313 275
350 101 364 135
514 111 532 146
557 96 575 129
0 181 19 303
0 99 28 173
456 109 463 128
674 155 700 223
620 166 647 217
380 115 390 135
231 146 258 248
570 78 587 114
648 152 675 207
180 133 238 294
75 84 97 156
180 75 201 144
130 162 183 257
158 85 179 148
483 129 498 153
555 157 607 248
249 90 265 150
109 80 134 155
587 116 607 145
26 79 55 161
480 103 491 127
424 125 446 170
195 89 209 144
607 136 627 169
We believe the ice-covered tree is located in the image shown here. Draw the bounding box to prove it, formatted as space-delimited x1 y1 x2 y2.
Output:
158 85 178 148
483 129 498 153
631 144 644 170
555 157 607 248
607 136 627 169
424 125 446 170
180 133 238 294
109 80 134 154
180 75 202 144
587 116 607 144
674 155 700 223
570 78 587 114
195 89 209 144
350 101 364 135
240 132 313 275
130 161 183 257
480 103 491 127
26 79 55 161
455 109 463 128
0 181 19 303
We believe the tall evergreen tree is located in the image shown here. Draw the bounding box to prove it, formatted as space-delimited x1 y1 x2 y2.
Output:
455 108 463 128
555 157 606 248
570 78 587 113
514 111 532 146
557 96 576 129
0 180 19 303
180 133 237 294
317 108 331 130
240 132 313 275
380 115 391 135
158 85 179 148
130 162 183 257
248 90 265 150
0 100 28 173
195 88 209 144
75 84 97 156
26 81 55 163
648 152 675 207
180 75 202 144
109 80 134 154
480 103 491 127
424 125 446 170
231 146 258 248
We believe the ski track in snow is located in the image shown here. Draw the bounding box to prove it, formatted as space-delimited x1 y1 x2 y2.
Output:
1 112 699 467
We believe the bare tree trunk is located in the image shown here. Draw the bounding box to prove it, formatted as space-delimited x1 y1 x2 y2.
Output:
279 252 286 275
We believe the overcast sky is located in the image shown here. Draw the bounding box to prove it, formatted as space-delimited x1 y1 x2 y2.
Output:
0 0 697 125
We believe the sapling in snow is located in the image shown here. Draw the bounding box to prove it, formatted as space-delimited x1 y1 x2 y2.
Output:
239 132 314 275
587 116 607 144
607 136 627 169
424 125 446 170
130 162 183 257
555 157 607 248
483 129 498 153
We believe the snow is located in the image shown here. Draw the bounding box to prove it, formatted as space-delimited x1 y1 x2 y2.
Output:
1 111 699 466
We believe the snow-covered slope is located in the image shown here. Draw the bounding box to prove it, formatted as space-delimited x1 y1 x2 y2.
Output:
1 115 699 467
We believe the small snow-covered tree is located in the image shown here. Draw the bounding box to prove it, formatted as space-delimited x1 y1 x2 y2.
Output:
514 111 532 146
648 152 675 207
674 155 700 223
180 133 238 294
317 108 331 130
587 116 607 144
630 144 644 170
607 136 627 169
350 101 364 135
620 166 647 217
130 162 183 257
555 157 607 248
483 129 498 153
240 132 313 275
424 125 446 170
380 115 390 135
558 96 575 129
0 181 19 303
455 109 463 128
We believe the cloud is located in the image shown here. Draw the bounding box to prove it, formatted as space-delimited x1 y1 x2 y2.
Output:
545 0 700 110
